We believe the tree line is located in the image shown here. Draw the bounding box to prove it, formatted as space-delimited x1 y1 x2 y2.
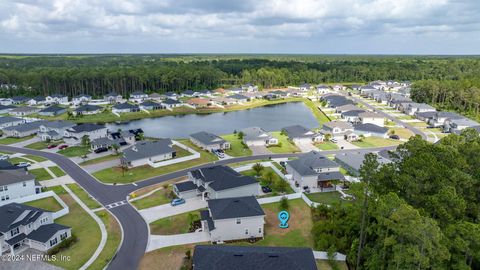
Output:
1 55 480 99
312 131 480 269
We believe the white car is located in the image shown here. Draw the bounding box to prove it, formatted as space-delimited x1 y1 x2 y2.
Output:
16 162 31 168
0 155 9 160
330 138 338 143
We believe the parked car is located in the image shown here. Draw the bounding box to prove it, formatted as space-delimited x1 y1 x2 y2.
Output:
47 144 57 149
331 138 338 143
16 162 31 168
170 198 185 206
0 155 9 160
94 147 108 154
58 145 69 150
389 135 400 140
261 186 272 193
303 186 311 193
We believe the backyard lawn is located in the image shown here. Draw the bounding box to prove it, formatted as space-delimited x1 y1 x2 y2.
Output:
79 154 120 166
221 134 252 157
131 187 174 210
150 210 200 235
315 141 339 150
352 137 401 148
0 135 35 145
93 140 217 183
306 191 352 205
28 168 53 181
66 183 101 209
388 127 415 139
48 186 102 270
24 196 63 212
268 132 301 153
240 167 295 195
58 146 91 157
49 166 66 177
89 210 122 270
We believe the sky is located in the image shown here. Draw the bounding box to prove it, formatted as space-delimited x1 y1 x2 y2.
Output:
1 0 479 54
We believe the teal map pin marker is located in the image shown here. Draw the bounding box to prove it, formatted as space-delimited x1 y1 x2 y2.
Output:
278 210 289 229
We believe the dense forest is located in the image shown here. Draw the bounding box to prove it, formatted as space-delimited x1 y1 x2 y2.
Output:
313 130 480 269
1 54 480 99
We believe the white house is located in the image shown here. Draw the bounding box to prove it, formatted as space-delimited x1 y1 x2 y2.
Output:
353 123 389 138
0 117 25 129
200 196 265 243
241 127 278 146
0 203 71 255
27 96 46 106
0 169 40 203
404 103 436 116
241 83 258 92
129 91 149 103
320 121 354 139
358 112 385 127
2 121 47 138
8 107 40 116
103 92 122 104
73 104 103 116
112 102 140 114
63 123 108 145
121 139 175 167
189 131 230 152
46 94 68 105
282 125 323 144
72 94 92 106
38 120 76 141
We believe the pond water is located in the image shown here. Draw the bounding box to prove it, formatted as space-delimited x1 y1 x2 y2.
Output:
105 102 319 138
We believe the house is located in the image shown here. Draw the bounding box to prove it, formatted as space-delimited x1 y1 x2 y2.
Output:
112 103 140 114
210 97 237 106
0 203 71 255
189 131 230 152
73 104 103 116
369 80 386 90
321 95 354 108
226 87 244 94
320 121 354 139
444 117 480 133
0 98 13 106
227 94 249 103
46 94 68 105
129 91 149 103
316 85 330 94
90 137 125 151
161 98 182 109
242 92 264 99
427 111 464 127
359 85 377 94
0 105 16 114
335 104 361 114
335 151 392 176
27 96 46 106
63 124 108 145
196 89 212 97
358 111 385 126
404 103 436 116
8 106 40 116
0 117 25 129
72 94 92 105
2 121 47 138
299 83 311 91
148 93 164 101
164 92 178 100
139 100 162 111
10 96 30 105
103 92 122 104
108 129 140 145
286 151 344 191
38 106 67 117
415 111 437 122
121 139 176 167
0 169 40 202
350 84 362 91
341 110 367 123
282 125 323 144
181 90 197 97
265 90 288 100
241 127 278 146
332 84 345 91
38 120 76 141
242 83 258 92
187 98 212 108
200 196 265 242
192 245 317 270
173 165 260 200
353 123 389 138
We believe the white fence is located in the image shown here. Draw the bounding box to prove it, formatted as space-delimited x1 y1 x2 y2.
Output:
148 140 200 168
1 190 69 219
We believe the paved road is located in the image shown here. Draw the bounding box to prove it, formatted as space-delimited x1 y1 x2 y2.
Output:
0 144 395 269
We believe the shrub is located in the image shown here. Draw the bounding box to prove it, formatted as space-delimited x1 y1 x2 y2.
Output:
47 234 78 255
279 197 289 211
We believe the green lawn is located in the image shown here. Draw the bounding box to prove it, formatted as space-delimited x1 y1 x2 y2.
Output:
302 99 331 125
48 166 66 177
28 168 53 181
240 167 295 195
93 140 217 184
221 134 252 157
89 210 122 270
131 187 174 210
24 197 63 212
389 127 415 139
0 135 35 145
172 145 192 158
408 121 429 128
268 132 301 153
22 154 48 162
25 140 64 150
315 141 339 150
352 137 401 148
8 157 31 164
48 186 102 270
306 191 351 205
396 115 415 120
79 154 120 166
66 183 101 209
150 210 200 235
58 146 91 157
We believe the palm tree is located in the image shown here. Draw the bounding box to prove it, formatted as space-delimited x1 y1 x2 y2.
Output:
252 163 264 177
111 144 120 155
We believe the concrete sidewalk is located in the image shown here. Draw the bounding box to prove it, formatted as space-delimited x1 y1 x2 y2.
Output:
147 232 210 252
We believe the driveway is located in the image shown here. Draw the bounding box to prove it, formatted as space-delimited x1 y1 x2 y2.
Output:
336 139 358 150
83 159 121 173
249 145 271 155
296 142 317 152
147 231 210 252
139 197 207 223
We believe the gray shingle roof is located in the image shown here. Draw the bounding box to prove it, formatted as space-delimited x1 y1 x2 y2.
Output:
353 123 388 134
41 120 75 129
227 94 249 100
140 100 161 107
335 151 392 173
241 127 273 142
207 196 264 220
68 123 105 133
122 139 174 162
0 203 47 232
3 120 48 132
282 125 312 139
74 104 102 113
113 102 139 110
39 106 66 113
162 98 181 105
192 245 317 270
287 151 339 176
174 181 197 192
341 110 366 117
28 223 70 243
190 131 226 146
190 165 258 191
0 169 35 186
0 116 23 125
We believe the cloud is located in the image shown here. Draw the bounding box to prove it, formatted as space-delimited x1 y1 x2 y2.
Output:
0 0 479 53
